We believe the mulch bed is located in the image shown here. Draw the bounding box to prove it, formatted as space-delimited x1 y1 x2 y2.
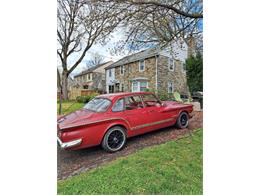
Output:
57 111 203 180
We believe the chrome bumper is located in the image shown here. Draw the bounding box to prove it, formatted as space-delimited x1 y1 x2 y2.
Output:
57 137 82 149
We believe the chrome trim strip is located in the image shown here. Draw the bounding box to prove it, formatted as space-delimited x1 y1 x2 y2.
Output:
57 137 82 149
59 117 131 130
131 117 175 130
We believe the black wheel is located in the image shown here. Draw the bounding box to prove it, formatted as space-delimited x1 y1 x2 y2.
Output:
176 112 189 129
102 126 127 152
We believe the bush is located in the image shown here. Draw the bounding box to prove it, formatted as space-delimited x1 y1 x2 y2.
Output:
76 96 88 103
76 93 99 103
145 88 173 101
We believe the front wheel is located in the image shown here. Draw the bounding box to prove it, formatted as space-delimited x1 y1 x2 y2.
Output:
102 126 127 152
176 112 189 129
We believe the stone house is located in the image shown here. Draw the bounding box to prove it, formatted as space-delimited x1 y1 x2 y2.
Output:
74 61 113 93
105 41 190 96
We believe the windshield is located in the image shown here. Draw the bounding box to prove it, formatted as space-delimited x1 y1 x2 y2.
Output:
83 98 111 112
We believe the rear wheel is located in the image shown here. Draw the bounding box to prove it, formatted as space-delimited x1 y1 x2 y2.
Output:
102 126 126 152
176 112 189 129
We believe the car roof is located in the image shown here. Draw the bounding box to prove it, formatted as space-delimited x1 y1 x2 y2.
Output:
97 92 154 101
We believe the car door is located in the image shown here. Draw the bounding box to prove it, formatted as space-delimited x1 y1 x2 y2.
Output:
123 95 150 136
140 94 172 131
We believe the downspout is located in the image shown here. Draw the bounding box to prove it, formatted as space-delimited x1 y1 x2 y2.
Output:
155 55 158 91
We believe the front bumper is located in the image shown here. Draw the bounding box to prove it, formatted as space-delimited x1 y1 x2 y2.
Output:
57 137 82 149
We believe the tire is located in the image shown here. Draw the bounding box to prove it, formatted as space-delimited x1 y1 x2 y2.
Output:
176 112 189 129
102 126 127 152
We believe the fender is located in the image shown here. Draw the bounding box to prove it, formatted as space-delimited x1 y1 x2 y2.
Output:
59 117 131 131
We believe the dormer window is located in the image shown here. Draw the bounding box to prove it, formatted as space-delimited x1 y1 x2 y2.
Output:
168 58 175 71
139 60 145 72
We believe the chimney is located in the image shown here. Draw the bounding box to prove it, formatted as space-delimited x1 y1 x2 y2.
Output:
186 36 196 57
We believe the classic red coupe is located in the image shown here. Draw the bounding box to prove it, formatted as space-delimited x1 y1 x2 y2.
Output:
57 92 193 152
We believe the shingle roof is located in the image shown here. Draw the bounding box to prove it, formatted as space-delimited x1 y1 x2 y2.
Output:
74 61 113 78
105 47 160 69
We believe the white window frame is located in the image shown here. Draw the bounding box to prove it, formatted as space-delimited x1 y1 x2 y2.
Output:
109 69 112 77
139 60 145 72
132 81 148 92
120 65 125 75
168 81 174 93
168 58 175 71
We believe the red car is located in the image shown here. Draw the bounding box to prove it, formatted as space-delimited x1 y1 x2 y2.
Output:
57 92 193 152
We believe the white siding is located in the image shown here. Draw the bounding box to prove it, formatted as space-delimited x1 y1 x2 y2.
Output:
160 40 188 63
105 68 115 93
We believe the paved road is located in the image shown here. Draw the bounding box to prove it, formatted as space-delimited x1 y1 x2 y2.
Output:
58 111 203 180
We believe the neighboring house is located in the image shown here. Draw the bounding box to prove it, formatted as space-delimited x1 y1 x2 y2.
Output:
105 40 190 95
74 61 113 93
57 74 76 92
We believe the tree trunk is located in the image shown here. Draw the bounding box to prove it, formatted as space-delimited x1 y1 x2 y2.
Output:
62 70 69 100
57 68 62 115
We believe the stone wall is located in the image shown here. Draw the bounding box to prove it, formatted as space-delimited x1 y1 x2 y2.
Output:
115 56 157 92
157 55 189 95
113 55 189 95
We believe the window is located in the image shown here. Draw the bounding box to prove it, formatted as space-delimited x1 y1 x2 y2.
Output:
140 81 148 92
125 96 143 110
141 94 161 107
109 69 112 77
168 58 175 71
168 82 174 93
132 81 148 92
128 65 132 73
84 98 111 112
120 65 124 75
115 83 120 92
121 83 124 92
112 98 124 112
139 60 145 71
83 85 89 89
182 63 186 72
132 81 138 92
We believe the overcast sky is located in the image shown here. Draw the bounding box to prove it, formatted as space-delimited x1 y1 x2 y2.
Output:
59 29 131 78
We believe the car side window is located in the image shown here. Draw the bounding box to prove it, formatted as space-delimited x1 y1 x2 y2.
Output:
112 98 124 112
125 96 143 110
141 94 161 107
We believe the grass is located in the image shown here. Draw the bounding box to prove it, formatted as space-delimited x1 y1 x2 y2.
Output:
57 101 84 115
58 129 203 195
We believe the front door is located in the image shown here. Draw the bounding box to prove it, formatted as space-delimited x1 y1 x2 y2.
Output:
109 85 114 93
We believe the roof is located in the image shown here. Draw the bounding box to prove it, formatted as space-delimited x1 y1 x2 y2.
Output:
105 47 160 69
74 61 113 78
97 91 154 101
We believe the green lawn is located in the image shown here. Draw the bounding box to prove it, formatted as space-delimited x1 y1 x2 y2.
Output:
57 101 84 115
58 129 203 195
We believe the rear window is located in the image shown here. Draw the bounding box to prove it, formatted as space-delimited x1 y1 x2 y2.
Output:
84 98 111 112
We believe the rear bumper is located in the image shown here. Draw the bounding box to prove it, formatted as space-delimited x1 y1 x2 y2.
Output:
57 137 82 149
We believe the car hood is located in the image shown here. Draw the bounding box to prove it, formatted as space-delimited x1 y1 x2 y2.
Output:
57 109 96 130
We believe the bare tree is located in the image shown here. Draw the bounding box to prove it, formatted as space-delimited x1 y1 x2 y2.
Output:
57 0 123 99
101 0 203 53
57 68 62 114
86 52 105 68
